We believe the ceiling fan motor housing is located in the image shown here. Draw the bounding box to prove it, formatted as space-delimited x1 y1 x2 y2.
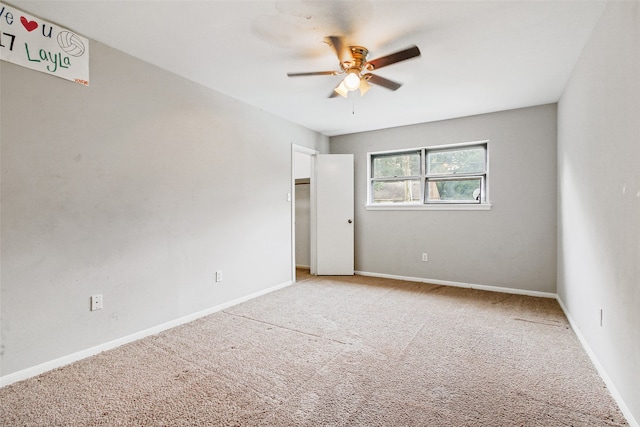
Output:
344 46 369 71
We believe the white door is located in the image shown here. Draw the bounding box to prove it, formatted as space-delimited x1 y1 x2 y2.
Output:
314 154 354 275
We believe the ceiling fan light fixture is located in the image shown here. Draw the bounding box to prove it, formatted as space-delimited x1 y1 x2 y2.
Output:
334 81 349 98
359 78 371 96
343 70 361 91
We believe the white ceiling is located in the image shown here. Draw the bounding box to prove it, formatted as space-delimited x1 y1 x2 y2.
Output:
11 1 606 136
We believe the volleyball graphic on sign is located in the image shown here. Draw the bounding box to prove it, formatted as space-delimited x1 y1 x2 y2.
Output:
57 31 86 57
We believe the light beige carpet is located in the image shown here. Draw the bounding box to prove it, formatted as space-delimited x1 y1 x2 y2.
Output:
0 272 629 426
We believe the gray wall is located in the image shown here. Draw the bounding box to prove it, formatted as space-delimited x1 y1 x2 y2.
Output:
294 152 312 269
294 183 311 268
558 1 639 423
330 104 557 293
0 41 328 376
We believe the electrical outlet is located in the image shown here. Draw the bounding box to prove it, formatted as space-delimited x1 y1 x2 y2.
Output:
91 294 103 311
422 253 428 262
215 271 223 282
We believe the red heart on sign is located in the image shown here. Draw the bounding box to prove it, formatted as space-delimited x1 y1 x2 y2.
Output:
20 16 38 32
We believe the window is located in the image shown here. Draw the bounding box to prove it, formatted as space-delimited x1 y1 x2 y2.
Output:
368 141 489 209
371 151 422 203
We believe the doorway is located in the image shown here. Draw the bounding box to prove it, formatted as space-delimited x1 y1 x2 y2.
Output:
291 146 355 281
291 145 318 282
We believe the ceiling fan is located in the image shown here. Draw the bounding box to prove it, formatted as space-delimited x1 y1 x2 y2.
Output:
287 36 421 98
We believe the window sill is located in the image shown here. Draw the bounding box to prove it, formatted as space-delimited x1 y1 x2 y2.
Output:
366 203 492 211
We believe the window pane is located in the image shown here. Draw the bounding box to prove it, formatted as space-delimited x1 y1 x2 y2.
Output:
373 152 421 178
427 147 485 175
426 178 482 202
372 180 421 203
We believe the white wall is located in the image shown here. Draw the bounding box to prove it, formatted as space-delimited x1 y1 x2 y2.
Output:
0 41 328 377
557 1 639 424
330 104 557 293
294 151 311 180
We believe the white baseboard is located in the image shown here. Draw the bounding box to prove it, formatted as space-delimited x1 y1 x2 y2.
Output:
0 279 293 388
555 298 639 427
355 270 557 299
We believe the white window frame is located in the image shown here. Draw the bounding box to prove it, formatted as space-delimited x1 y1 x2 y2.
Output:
367 140 491 211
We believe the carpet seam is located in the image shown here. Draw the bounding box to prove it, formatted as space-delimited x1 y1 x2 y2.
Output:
222 311 352 346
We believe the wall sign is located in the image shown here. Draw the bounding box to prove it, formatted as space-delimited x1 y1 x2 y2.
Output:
0 2 89 86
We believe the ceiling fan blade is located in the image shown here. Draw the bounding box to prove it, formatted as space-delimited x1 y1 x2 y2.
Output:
326 35 351 64
365 45 421 70
287 71 339 77
366 74 403 91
